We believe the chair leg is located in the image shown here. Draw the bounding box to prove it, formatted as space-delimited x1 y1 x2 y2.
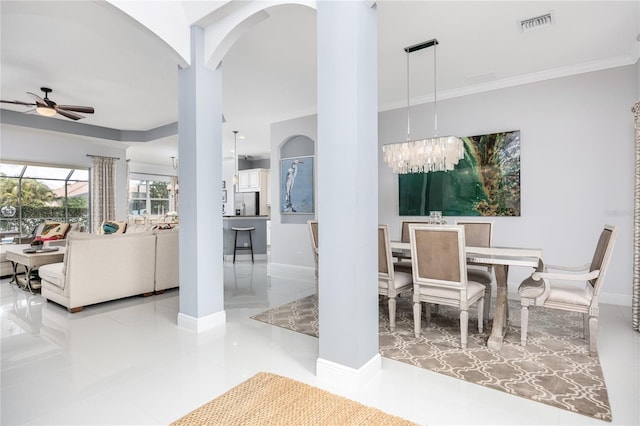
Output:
477 297 484 333
588 316 598 357
388 296 397 332
248 230 254 263
583 313 589 340
413 301 422 338
520 303 529 346
424 302 431 323
233 230 238 263
460 309 469 349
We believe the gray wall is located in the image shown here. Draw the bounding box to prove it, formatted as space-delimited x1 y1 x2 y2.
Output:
270 64 638 305
270 114 317 268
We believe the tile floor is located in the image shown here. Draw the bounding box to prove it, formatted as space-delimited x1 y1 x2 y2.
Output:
1 260 639 425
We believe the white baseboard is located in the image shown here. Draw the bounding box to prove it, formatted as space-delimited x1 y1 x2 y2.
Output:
223 254 268 262
316 353 381 389
268 262 315 279
177 310 226 332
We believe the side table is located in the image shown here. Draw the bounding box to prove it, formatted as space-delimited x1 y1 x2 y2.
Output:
5 245 65 293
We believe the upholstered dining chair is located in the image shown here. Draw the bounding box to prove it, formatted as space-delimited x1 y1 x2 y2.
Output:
455 220 494 322
394 220 431 273
409 224 485 349
518 224 618 357
378 224 413 332
307 220 319 293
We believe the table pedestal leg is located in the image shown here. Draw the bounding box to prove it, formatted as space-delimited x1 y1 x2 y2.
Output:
487 264 509 351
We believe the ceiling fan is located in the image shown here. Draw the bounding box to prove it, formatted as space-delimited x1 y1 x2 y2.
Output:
0 87 94 120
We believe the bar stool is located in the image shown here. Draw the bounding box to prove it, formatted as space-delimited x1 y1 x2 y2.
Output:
232 227 255 263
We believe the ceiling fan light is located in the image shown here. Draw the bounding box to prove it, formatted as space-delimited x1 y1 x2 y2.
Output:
36 106 56 117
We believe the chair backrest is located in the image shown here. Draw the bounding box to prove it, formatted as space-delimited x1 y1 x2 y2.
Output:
589 224 618 296
378 224 393 280
307 220 319 266
455 220 493 248
409 224 467 289
308 220 318 250
400 220 431 243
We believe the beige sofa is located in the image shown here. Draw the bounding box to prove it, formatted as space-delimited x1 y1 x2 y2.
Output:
1 246 14 278
1 223 85 278
39 226 179 312
154 226 179 292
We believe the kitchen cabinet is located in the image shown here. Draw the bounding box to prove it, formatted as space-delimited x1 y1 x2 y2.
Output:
238 168 266 193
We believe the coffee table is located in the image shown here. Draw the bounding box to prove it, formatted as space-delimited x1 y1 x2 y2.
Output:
5 244 65 293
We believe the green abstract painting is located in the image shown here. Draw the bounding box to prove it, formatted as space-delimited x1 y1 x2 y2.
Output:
399 130 520 217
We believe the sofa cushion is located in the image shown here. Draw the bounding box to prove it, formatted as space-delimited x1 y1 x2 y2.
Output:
125 223 154 233
100 221 127 235
39 262 65 290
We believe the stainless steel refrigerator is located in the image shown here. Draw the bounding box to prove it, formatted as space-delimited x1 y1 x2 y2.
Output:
234 192 260 216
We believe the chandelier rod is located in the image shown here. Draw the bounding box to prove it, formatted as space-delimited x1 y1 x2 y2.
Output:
403 39 439 139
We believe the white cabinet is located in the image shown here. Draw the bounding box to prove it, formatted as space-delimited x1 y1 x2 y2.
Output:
238 169 265 192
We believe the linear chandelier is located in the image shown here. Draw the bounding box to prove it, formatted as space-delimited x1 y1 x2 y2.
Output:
382 39 464 174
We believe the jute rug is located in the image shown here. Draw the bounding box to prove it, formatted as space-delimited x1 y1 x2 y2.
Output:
251 294 612 422
170 372 417 425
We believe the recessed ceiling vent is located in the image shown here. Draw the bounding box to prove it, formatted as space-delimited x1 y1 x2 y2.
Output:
520 12 553 32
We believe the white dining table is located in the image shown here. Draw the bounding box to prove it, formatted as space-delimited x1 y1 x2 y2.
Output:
390 241 542 351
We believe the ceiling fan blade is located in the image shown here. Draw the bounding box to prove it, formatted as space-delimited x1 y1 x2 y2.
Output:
0 99 37 106
54 107 84 121
26 92 48 107
57 105 94 114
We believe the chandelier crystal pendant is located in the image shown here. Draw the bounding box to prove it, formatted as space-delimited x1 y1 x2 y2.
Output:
382 39 464 174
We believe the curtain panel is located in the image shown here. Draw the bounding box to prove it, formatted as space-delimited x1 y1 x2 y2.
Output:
633 100 640 332
91 156 117 233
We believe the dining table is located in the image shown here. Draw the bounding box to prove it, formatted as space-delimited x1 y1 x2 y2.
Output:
390 241 542 351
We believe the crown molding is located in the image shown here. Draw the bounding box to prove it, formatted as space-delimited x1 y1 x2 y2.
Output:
379 54 638 112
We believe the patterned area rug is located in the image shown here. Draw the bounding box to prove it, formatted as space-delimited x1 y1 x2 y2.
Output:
251 294 611 422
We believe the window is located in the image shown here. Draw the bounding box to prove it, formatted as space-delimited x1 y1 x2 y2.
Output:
128 175 171 217
0 162 89 237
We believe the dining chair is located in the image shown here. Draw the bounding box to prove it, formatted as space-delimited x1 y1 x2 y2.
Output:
307 220 319 293
455 220 494 322
395 220 431 273
378 224 413 332
518 224 618 357
409 224 485 349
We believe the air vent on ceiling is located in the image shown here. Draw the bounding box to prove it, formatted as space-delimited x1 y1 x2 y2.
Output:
520 12 553 32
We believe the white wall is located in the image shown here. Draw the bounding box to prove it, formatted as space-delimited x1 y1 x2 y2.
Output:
0 125 129 222
271 64 638 305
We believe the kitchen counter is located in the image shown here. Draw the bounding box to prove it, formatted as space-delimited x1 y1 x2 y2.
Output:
223 217 269 261
223 216 269 219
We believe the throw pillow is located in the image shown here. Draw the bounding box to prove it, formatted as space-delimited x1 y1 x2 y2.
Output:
35 221 70 242
100 221 127 235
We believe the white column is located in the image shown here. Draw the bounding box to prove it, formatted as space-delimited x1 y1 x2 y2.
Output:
176 26 225 331
316 1 380 384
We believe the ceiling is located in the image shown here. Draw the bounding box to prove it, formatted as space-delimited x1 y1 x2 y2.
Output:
1 1 638 166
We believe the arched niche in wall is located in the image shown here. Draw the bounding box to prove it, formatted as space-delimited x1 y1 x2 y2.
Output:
279 135 315 224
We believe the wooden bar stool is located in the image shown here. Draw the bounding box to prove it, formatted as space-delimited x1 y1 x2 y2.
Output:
232 227 255 263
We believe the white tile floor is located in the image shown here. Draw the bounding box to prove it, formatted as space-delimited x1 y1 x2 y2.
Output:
1 260 639 426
